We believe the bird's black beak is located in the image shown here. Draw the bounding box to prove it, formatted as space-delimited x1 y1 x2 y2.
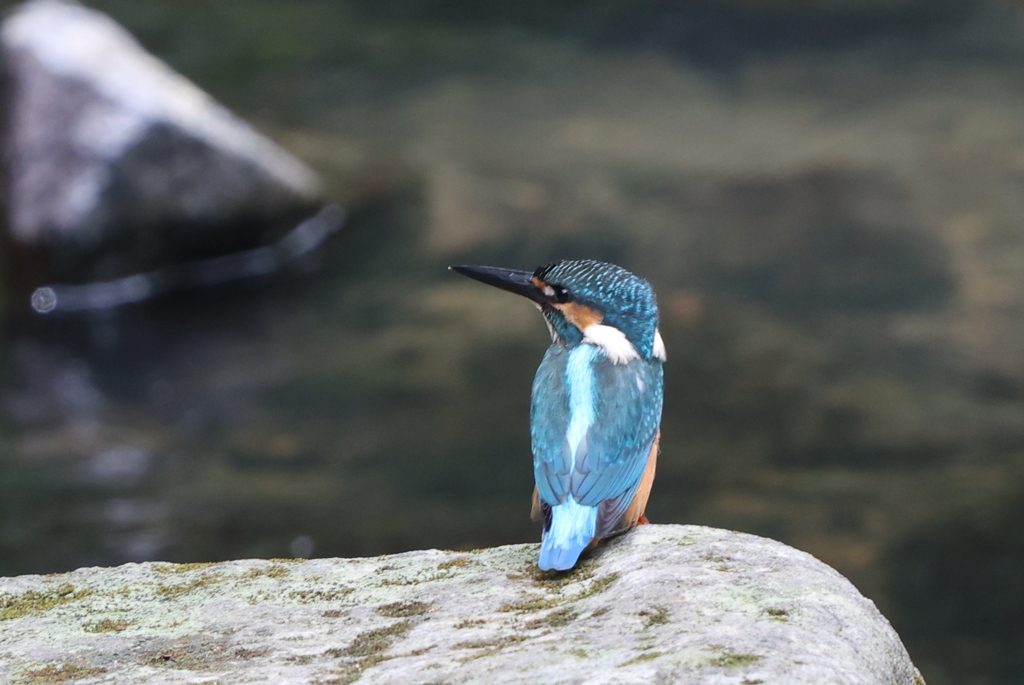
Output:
449 265 548 305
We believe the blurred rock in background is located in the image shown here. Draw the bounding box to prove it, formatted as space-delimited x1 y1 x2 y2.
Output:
0 0 322 294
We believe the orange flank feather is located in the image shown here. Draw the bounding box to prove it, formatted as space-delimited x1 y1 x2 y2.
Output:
620 431 659 530
531 487 543 522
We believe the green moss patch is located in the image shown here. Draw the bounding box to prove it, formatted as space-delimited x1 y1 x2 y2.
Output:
454 635 528 653
498 595 561 613
145 639 259 670
19 662 107 684
0 584 90 621
285 654 318 665
701 554 729 564
619 651 666 667
524 607 578 629
509 558 597 588
317 619 418 684
288 587 354 602
155 562 219 574
328 620 415 659
83 618 132 633
380 572 454 586
707 647 763 668
639 606 671 628
574 572 620 601
437 556 475 570
454 634 529 664
500 570 620 614
376 600 432 617
242 565 291 580
155 574 225 599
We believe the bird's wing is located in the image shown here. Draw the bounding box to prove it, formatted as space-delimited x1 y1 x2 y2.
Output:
571 354 663 506
530 344 664 519
530 345 573 506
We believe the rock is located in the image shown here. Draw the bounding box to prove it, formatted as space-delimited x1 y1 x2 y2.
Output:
1 0 323 286
0 525 923 684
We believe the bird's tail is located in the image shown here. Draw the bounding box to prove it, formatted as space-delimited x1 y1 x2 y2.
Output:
538 498 597 571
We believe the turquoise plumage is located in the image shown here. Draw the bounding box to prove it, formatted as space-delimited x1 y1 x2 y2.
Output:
451 259 665 571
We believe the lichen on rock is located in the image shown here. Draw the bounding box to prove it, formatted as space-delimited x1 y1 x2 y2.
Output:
0 525 923 684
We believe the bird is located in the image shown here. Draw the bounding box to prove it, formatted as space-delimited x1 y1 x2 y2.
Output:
451 259 665 571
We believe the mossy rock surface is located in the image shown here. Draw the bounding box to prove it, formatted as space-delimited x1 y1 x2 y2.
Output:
0 524 921 684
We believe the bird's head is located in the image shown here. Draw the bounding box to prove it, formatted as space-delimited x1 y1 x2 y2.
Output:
451 259 665 364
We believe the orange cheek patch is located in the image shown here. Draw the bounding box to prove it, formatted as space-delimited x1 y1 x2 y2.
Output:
553 302 603 331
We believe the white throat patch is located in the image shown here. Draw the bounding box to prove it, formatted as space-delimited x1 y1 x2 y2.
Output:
582 324 640 364
653 328 666 362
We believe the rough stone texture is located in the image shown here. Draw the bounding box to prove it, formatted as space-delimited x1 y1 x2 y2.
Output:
1 0 322 285
0 525 923 684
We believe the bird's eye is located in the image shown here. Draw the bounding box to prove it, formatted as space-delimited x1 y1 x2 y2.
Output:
537 279 572 303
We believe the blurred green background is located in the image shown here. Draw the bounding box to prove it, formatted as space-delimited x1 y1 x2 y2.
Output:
3 1 1024 683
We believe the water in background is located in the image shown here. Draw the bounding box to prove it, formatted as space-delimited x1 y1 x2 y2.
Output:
3 2 1024 683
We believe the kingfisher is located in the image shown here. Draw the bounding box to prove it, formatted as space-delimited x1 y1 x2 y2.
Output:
451 259 665 571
